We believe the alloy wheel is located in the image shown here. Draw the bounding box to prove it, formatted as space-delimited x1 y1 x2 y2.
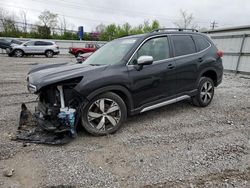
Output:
87 98 121 131
46 51 53 57
15 50 23 57
200 81 213 103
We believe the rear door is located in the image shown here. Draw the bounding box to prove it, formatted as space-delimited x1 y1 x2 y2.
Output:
170 34 199 94
34 41 47 54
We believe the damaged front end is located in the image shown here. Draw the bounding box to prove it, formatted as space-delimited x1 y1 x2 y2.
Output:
16 76 86 145
35 80 84 137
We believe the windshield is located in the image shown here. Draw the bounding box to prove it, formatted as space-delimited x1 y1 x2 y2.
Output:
84 37 138 65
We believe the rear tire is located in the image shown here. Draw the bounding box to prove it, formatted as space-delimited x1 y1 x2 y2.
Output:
81 92 127 136
192 77 214 107
45 50 54 58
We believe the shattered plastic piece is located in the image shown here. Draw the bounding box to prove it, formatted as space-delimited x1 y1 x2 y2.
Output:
58 108 77 138
18 103 36 130
13 103 75 145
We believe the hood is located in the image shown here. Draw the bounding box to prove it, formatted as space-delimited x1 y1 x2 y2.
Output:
27 63 106 92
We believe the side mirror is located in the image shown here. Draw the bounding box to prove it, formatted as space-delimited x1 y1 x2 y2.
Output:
134 56 153 71
76 56 83 64
23 44 27 47
137 56 153 66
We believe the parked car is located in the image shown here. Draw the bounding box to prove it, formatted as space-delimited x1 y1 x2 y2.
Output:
76 52 93 63
7 40 59 58
0 38 23 49
69 43 100 57
27 28 223 136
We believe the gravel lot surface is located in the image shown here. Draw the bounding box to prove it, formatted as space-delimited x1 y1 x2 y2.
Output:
0 54 249 188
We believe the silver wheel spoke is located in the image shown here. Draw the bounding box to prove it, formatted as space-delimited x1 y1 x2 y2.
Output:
106 104 119 114
106 115 118 126
207 84 212 91
204 94 208 103
207 92 212 99
88 112 102 120
96 116 105 130
99 99 105 113
204 82 208 90
201 91 206 96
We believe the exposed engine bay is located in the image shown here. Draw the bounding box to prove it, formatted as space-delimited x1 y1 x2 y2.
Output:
14 83 85 145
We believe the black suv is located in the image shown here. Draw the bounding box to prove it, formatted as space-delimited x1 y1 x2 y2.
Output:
27 28 223 136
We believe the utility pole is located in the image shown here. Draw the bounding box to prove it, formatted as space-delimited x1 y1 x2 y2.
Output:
211 21 218 30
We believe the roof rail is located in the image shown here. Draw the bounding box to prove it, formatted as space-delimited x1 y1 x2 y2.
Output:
151 28 199 33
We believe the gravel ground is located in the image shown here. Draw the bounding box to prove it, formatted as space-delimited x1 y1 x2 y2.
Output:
0 54 249 188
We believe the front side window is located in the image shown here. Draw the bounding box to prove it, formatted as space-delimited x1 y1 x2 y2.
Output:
25 41 35 46
172 35 196 57
130 37 170 65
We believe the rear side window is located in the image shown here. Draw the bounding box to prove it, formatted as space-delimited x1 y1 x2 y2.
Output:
193 35 210 51
35 41 53 46
172 35 196 57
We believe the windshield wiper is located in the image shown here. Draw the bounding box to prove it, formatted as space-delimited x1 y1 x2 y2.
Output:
89 64 103 66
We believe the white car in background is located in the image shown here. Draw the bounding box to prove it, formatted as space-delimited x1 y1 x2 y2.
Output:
7 40 60 58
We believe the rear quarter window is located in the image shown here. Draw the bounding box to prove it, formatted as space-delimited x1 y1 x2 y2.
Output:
193 35 210 51
172 35 196 57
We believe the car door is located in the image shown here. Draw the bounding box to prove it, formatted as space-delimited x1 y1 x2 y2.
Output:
170 35 199 94
127 36 176 109
34 41 45 54
24 41 36 53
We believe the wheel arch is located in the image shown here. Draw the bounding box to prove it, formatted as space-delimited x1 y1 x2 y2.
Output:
86 85 133 115
13 48 25 54
197 68 218 87
45 49 54 53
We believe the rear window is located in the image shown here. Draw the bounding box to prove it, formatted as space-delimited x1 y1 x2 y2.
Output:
193 35 210 51
172 35 196 57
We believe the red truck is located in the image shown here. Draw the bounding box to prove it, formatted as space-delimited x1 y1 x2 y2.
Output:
69 43 100 57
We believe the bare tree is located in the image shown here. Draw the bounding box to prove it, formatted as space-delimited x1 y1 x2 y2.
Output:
174 10 197 29
20 10 27 34
0 8 19 34
95 23 105 33
38 10 58 34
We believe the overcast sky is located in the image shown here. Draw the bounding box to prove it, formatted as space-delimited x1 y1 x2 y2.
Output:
1 0 250 32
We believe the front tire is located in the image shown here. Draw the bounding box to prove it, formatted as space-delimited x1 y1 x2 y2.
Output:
81 92 127 136
14 49 24 57
192 77 214 107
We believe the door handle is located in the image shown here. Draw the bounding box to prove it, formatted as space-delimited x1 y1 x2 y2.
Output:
167 64 175 69
198 58 203 62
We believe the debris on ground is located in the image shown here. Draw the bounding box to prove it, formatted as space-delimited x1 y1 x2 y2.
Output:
12 103 74 145
3 168 14 177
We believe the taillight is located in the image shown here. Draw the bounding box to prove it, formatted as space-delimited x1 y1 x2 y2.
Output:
217 50 224 57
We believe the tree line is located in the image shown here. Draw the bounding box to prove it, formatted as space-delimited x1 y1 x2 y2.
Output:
0 8 201 41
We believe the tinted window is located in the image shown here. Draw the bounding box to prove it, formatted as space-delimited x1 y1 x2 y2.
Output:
131 37 170 64
172 35 196 57
193 35 210 51
25 41 35 46
35 41 53 46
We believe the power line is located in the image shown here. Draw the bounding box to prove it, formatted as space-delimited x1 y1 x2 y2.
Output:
0 3 114 25
210 21 218 30
31 0 213 25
